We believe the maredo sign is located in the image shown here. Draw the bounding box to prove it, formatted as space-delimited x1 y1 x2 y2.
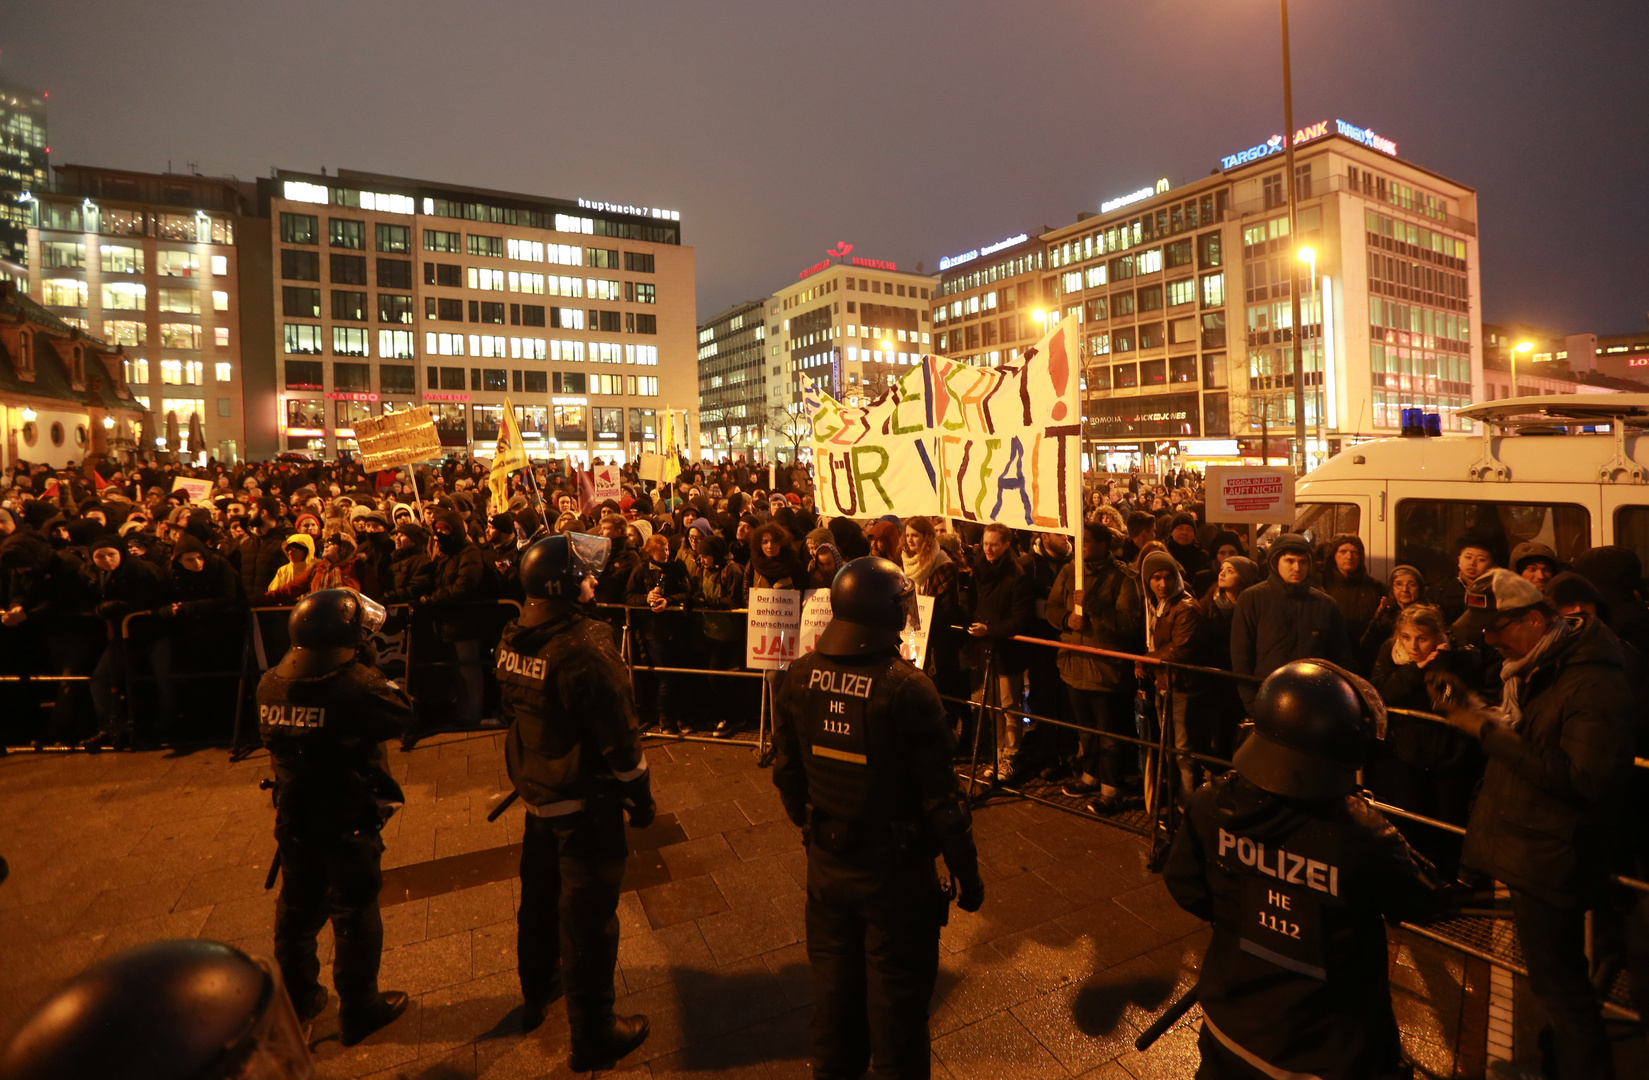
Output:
1205 465 1296 524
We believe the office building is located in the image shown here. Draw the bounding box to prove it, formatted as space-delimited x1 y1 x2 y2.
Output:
936 122 1482 470
259 169 695 465
766 250 935 414
0 76 49 274
931 232 1049 367
22 165 258 461
696 298 768 458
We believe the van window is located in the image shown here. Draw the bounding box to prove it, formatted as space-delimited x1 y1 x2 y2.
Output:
1612 507 1649 576
1291 502 1360 543
1396 499 1590 587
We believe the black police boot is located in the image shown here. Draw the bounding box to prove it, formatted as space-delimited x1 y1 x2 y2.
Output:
568 1014 649 1072
338 990 409 1046
521 978 564 1033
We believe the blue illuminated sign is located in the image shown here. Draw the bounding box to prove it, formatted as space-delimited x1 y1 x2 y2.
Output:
1219 119 1397 171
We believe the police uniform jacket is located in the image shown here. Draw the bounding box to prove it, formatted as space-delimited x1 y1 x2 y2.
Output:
1164 773 1438 1080
257 658 412 835
497 610 647 814
773 647 978 877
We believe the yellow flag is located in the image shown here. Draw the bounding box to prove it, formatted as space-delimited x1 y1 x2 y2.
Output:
489 397 529 513
660 405 679 485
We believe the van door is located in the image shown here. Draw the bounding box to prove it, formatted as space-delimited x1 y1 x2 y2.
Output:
1601 486 1649 570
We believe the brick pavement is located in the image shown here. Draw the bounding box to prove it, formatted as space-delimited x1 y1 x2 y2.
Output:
0 733 1490 1079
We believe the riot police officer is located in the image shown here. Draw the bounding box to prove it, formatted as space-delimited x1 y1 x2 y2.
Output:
1163 660 1440 1080
772 556 984 1080
0 939 315 1079
498 534 653 1071
258 588 412 1047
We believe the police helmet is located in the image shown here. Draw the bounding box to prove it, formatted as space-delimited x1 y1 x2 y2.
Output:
518 533 611 627
1232 660 1386 800
814 556 918 656
0 939 314 1080
283 587 386 677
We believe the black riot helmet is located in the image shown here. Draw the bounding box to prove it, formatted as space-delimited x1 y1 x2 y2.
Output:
518 533 611 627
282 587 386 677
815 556 918 656
1233 660 1386 800
0 939 314 1080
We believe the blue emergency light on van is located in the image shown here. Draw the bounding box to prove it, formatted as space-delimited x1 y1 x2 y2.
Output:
1399 407 1440 437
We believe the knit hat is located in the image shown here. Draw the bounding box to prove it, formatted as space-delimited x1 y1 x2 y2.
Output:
1545 570 1610 621
1510 542 1559 574
394 521 428 546
1141 550 1185 596
806 527 835 549
631 519 655 544
1170 511 1196 531
1222 555 1261 591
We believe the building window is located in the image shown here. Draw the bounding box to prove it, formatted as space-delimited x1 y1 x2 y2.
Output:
471 367 507 392
160 323 201 349
628 282 656 304
522 369 547 393
280 213 318 245
215 362 233 382
334 362 372 392
380 364 416 395
467 234 504 258
378 330 415 359
426 332 466 356
586 248 619 269
376 223 411 253
285 360 323 389
423 229 461 253
281 250 321 281
552 308 586 330
1201 272 1226 309
426 297 464 321
378 294 414 324
157 250 199 277
425 262 462 287
1262 173 1285 210
214 326 231 348
377 258 412 290
437 366 466 389
331 290 368 321
332 326 370 357
330 254 368 285
623 251 654 273
100 244 144 274
330 219 365 249
284 324 325 355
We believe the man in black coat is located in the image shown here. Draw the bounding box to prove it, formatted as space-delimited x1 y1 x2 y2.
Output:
961 523 1036 783
1431 569 1633 1080
84 534 170 748
1230 534 1353 710
238 498 289 599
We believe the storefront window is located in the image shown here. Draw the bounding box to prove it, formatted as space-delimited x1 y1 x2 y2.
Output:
472 404 503 441
434 403 468 446
554 405 587 441
286 399 325 430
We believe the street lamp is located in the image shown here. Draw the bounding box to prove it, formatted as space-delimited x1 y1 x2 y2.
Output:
1297 246 1320 464
1512 340 1534 397
20 407 36 422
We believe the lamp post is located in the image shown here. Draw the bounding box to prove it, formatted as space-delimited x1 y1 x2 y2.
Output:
1511 340 1534 397
1279 0 1307 475
1297 245 1319 465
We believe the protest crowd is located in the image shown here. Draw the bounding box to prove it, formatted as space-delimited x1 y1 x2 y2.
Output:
2 443 1648 1079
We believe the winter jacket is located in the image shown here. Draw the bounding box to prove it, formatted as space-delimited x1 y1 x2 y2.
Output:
1460 614 1634 907
1142 551 1207 696
166 547 247 621
383 546 433 605
959 548 1036 674
85 555 169 627
1319 534 1386 651
1368 640 1479 769
691 558 747 643
1230 536 1353 709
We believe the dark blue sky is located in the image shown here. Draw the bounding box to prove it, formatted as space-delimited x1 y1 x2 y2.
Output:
5 0 1646 334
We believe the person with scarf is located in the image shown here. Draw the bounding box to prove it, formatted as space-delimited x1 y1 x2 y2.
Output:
1430 569 1632 1080
746 522 806 590
901 516 967 714
1046 521 1140 812
1320 533 1386 664
1139 550 1209 803
627 532 694 733
806 541 843 590
1199 555 1259 764
1360 565 1425 665
689 533 749 737
309 533 368 596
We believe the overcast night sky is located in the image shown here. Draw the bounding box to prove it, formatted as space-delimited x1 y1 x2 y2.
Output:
4 0 1646 335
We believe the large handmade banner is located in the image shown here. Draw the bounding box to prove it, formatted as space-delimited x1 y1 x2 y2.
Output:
809 314 1083 532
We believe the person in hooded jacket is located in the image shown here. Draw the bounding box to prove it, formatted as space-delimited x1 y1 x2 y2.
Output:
689 533 750 737
1139 550 1209 802
260 534 317 605
5 520 96 746
83 533 170 749
626 532 694 733
1046 522 1141 811
1200 555 1259 764
1429 569 1633 1080
1230 533 1353 711
408 508 491 742
355 513 396 596
153 534 246 740
1320 533 1386 656
828 516 871 561
1570 546 1649 657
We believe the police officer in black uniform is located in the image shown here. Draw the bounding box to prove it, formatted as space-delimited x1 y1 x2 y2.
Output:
1163 660 1441 1080
497 534 653 1072
1 939 315 1080
772 556 984 1080
258 588 412 1047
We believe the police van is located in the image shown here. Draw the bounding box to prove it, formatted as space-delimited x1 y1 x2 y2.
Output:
1278 394 1649 585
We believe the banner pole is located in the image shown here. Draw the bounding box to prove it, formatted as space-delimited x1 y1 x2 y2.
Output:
406 463 423 515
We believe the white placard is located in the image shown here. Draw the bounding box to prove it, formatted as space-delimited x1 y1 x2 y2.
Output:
171 477 213 504
1205 466 1296 524
745 587 802 670
797 588 833 656
902 595 936 669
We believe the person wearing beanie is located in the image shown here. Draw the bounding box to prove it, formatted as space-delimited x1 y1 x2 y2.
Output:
804 526 835 559
81 532 170 749
383 522 434 604
1230 533 1352 710
827 516 870 560
1320 533 1386 651
308 532 366 595
1165 511 1211 588
1139 549 1209 799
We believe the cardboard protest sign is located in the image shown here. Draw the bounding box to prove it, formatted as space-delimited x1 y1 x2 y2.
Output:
1206 466 1296 524
807 314 1083 533
797 588 833 656
901 595 936 670
354 406 441 472
170 477 213 504
636 452 669 483
745 587 802 670
592 463 623 503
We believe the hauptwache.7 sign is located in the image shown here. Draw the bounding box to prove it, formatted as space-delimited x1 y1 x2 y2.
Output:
806 314 1083 532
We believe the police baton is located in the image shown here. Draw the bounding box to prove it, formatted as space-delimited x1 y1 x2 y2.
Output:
1133 987 1197 1052
486 790 519 822
259 778 281 890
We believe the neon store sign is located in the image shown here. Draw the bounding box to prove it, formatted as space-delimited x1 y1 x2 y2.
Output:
1219 119 1397 170
1101 180 1169 214
939 232 1030 272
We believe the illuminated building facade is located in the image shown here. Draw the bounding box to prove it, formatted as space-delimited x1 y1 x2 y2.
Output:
258 169 695 464
696 298 768 457
0 76 49 274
